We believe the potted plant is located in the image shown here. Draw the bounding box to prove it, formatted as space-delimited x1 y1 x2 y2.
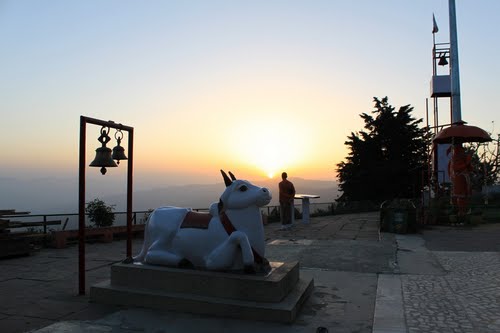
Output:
85 198 115 228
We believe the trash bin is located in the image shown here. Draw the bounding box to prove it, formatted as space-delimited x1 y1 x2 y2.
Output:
380 199 416 234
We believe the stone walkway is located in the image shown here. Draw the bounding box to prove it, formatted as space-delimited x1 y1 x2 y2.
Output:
373 224 500 333
397 226 500 333
401 252 500 333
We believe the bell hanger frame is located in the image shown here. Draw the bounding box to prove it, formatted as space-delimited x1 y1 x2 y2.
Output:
78 115 134 295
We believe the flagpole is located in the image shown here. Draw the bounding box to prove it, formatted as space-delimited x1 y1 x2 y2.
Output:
431 13 440 197
432 13 438 133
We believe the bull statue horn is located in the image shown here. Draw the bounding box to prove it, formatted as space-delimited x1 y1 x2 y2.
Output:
228 171 236 181
220 170 232 187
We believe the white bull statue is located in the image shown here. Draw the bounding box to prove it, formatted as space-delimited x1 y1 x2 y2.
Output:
134 170 272 273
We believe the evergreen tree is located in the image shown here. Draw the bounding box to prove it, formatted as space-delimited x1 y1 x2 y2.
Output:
336 97 431 203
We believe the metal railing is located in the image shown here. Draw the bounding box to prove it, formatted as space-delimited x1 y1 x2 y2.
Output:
1 202 339 234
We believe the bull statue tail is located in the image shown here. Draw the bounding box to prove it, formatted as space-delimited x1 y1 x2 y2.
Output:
133 229 149 262
133 212 153 263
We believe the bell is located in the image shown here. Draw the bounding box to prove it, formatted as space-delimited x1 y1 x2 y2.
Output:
90 147 117 175
111 130 127 164
112 144 127 164
438 55 448 66
90 126 117 175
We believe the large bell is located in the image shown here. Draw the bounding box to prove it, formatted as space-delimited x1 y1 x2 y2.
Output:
111 130 127 164
90 126 117 175
90 147 117 175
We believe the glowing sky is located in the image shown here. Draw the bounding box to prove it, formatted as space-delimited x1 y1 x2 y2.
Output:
1 0 499 188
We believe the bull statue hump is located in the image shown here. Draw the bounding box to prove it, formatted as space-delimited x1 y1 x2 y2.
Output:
133 170 272 273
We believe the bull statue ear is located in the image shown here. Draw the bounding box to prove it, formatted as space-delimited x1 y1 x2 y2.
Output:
228 171 236 181
220 170 232 187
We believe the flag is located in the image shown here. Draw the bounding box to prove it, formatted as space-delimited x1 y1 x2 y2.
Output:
432 14 439 33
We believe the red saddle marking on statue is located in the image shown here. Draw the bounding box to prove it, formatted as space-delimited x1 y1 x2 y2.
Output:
220 212 236 234
180 211 212 229
220 212 264 264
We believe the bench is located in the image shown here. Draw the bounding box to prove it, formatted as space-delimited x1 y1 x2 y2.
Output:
7 220 63 228
0 212 60 257
51 224 145 248
6 219 64 234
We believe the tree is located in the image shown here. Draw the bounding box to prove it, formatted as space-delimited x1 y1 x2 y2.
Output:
336 97 432 204
85 198 115 227
464 136 500 190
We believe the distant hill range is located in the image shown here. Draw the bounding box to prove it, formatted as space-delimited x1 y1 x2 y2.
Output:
127 177 339 212
0 176 339 214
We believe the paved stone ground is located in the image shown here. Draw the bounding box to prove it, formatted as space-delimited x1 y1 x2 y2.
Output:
2 212 500 333
402 253 500 333
396 225 500 333
422 224 500 252
0 212 389 333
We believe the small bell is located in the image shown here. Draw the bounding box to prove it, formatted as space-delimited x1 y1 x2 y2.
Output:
90 127 117 175
111 129 128 165
438 55 448 66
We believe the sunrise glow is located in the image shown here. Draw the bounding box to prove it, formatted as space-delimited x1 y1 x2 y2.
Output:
1 1 497 192
225 109 312 180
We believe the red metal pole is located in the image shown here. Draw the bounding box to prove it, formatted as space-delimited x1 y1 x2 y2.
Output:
78 116 86 295
126 128 134 258
82 116 134 132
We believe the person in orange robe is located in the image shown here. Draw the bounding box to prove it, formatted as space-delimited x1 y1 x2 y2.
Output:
447 144 472 217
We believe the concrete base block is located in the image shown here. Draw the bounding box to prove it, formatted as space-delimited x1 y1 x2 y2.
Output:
90 261 313 323
109 261 298 302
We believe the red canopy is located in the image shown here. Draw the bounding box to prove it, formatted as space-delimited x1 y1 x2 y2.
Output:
433 122 492 144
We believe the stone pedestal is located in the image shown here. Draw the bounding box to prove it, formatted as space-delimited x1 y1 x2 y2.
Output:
90 261 313 323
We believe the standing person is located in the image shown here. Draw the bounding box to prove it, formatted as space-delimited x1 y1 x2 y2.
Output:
447 144 472 219
279 172 296 230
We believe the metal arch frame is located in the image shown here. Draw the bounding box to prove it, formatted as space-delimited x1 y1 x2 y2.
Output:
78 115 134 295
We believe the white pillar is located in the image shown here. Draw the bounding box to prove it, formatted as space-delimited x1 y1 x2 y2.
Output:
301 198 311 224
449 0 462 123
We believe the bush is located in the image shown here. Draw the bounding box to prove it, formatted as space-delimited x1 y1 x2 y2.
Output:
85 198 115 227
140 209 154 224
311 204 335 217
266 207 281 223
334 200 379 214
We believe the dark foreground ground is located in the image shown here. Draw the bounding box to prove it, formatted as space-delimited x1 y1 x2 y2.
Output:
1 212 499 333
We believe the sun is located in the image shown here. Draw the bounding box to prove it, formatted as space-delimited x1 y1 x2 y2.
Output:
229 115 306 178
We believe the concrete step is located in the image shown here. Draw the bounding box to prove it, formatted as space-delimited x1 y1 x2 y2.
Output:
90 261 313 323
91 276 313 323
